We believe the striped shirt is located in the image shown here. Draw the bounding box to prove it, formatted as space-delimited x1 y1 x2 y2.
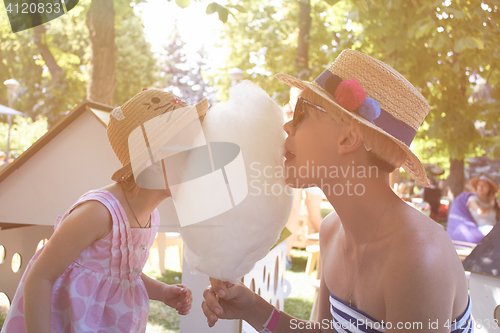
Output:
330 293 473 333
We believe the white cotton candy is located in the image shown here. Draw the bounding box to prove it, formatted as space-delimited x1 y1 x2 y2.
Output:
176 81 293 283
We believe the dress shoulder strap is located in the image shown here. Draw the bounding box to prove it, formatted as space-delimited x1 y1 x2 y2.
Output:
54 189 126 230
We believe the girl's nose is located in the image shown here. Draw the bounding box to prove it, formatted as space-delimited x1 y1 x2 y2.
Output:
284 119 295 136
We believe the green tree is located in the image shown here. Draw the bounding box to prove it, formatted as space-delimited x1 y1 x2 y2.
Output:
210 0 354 102
86 0 115 105
0 1 88 126
215 0 500 196
336 0 500 197
0 116 48 158
0 0 157 129
157 22 215 105
114 0 158 105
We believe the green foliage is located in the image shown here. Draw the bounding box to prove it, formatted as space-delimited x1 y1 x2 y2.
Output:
157 22 215 105
114 0 158 105
206 2 230 22
0 0 88 125
214 0 500 173
412 122 452 178
211 0 354 103
337 0 500 163
206 2 218 14
226 4 247 13
175 0 191 9
0 0 158 133
168 0 247 22
0 2 84 126
0 116 48 158
323 0 342 5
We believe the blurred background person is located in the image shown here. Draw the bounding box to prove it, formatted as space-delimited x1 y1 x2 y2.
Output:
467 173 499 235
447 173 499 243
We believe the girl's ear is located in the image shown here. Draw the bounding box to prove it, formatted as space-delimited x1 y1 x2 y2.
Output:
337 120 364 155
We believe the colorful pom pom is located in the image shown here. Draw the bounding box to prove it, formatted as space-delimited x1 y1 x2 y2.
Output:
334 78 366 111
358 97 381 122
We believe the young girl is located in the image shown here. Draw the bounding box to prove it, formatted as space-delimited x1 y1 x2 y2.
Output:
201 50 472 332
1 89 204 333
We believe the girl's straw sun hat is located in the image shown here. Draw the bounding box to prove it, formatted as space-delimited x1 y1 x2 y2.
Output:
276 49 431 187
471 173 499 193
107 89 208 182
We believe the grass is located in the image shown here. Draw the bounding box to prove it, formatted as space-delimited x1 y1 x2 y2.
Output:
145 248 317 332
0 247 316 332
146 268 183 333
283 249 317 321
321 207 334 219
0 293 7 329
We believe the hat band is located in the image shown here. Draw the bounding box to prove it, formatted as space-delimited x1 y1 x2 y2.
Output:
479 175 492 183
314 69 417 147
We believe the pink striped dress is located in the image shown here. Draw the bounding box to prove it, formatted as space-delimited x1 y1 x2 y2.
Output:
1 189 159 333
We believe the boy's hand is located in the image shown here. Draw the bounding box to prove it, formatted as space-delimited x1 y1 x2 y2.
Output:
163 284 192 315
202 278 254 327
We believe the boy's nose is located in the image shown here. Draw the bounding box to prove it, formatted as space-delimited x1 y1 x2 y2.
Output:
283 119 295 136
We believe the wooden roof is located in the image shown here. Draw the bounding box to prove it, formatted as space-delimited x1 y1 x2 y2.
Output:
0 99 182 232
463 222 500 278
0 100 112 184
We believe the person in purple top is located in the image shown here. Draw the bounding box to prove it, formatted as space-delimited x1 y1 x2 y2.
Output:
447 174 499 243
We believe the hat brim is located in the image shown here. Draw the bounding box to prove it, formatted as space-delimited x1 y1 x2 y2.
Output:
111 98 209 183
471 176 499 193
276 73 430 187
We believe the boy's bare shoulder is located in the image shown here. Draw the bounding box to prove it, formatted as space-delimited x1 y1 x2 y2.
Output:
320 210 340 231
384 204 464 288
389 205 453 256
319 210 341 248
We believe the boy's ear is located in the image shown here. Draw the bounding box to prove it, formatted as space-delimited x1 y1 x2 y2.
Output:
337 120 364 155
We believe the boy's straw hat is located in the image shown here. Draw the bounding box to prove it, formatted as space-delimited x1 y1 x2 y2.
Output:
471 173 499 193
107 89 208 182
276 49 430 187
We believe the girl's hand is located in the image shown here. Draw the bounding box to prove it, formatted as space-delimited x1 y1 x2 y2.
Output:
163 284 192 315
202 278 255 327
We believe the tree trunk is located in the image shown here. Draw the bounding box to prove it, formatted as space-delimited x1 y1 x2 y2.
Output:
34 26 64 82
449 158 465 200
86 0 115 105
296 0 311 80
33 25 67 127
